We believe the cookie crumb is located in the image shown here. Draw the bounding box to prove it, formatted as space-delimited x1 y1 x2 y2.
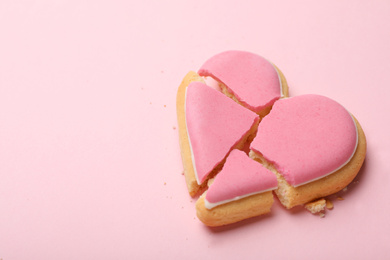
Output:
173 126 176 130
164 105 166 108
337 197 344 201
164 182 166 185
326 199 334 210
319 213 325 218
305 198 326 214
207 177 215 187
342 187 348 192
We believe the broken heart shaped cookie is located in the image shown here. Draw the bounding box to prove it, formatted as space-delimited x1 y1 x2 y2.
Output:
176 51 366 227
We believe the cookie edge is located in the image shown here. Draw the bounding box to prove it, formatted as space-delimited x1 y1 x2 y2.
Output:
195 191 274 227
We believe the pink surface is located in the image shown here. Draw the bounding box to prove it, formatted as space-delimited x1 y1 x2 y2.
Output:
205 150 277 206
0 1 389 259
186 82 259 184
251 94 357 186
198 50 281 112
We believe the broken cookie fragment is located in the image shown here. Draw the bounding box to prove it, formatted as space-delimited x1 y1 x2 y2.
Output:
250 95 366 209
198 50 288 116
177 72 259 196
196 150 277 226
305 199 326 214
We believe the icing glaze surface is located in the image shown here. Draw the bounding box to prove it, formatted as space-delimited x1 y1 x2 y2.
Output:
250 94 358 186
198 50 281 113
185 82 259 184
205 150 278 209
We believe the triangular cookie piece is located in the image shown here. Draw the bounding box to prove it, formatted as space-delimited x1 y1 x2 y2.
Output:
205 149 277 209
195 150 277 227
186 82 260 185
178 78 259 196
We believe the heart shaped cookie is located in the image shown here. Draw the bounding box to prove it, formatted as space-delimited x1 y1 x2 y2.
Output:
176 51 366 226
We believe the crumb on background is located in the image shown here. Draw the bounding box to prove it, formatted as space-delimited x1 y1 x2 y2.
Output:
326 199 334 210
305 198 326 214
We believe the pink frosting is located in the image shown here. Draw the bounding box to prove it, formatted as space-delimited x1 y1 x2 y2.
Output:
205 150 278 205
198 50 281 113
185 82 259 184
250 94 358 186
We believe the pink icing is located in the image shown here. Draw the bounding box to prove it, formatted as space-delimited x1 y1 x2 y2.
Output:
205 150 278 206
198 50 281 113
185 82 259 184
250 94 358 187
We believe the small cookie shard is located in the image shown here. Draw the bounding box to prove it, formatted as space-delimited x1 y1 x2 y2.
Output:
204 150 278 209
326 199 334 210
198 50 288 115
305 199 326 214
177 72 260 196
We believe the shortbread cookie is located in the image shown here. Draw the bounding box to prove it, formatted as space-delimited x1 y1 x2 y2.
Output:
249 94 367 209
176 51 366 227
198 50 289 116
177 72 260 196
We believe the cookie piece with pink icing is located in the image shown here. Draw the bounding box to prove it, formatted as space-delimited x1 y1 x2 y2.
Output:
195 150 277 226
249 94 366 209
177 71 260 196
198 50 289 115
205 149 277 209
186 82 260 184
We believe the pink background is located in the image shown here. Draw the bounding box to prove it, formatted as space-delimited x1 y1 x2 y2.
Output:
1 1 389 259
